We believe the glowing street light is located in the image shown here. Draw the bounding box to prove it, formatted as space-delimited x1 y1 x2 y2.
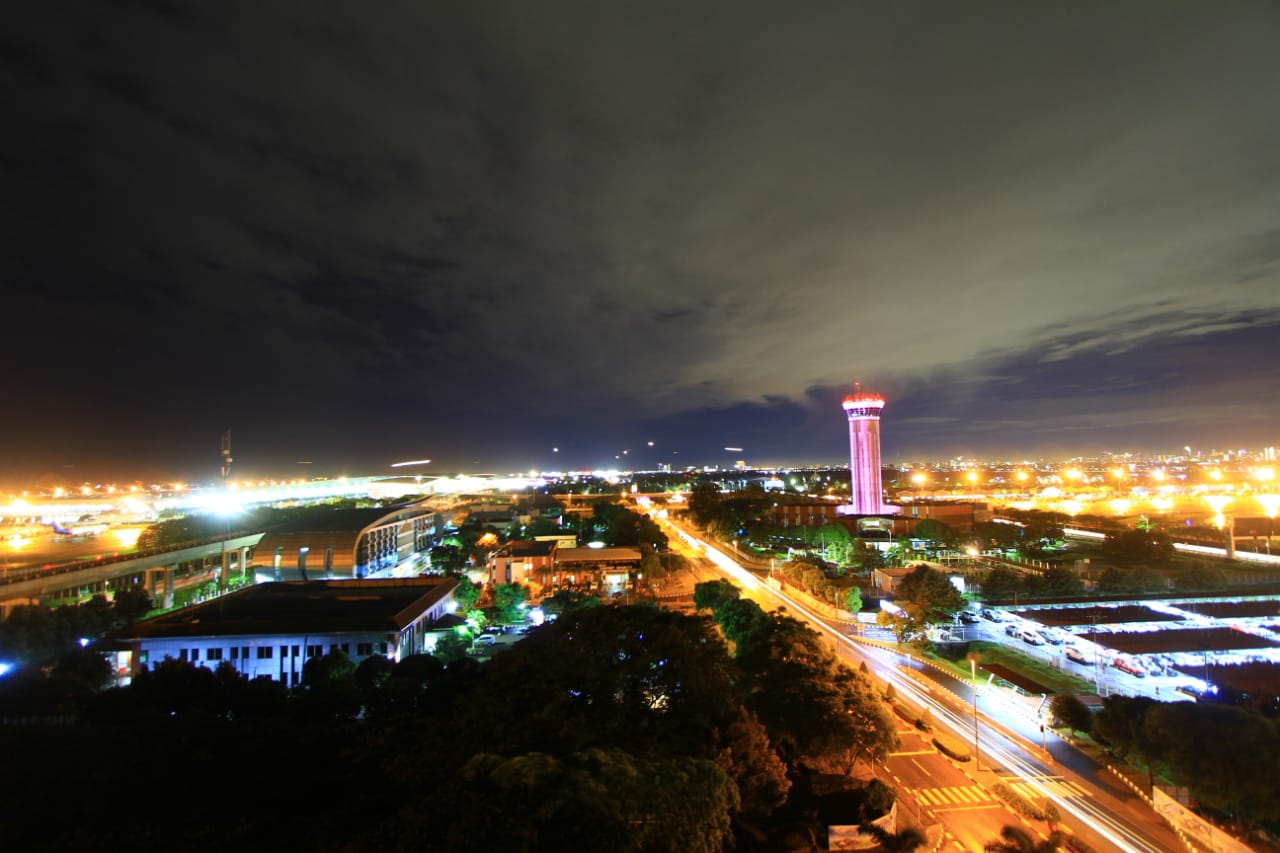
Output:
910 472 927 487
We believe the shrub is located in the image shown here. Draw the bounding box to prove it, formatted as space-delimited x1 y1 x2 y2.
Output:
932 736 971 762
992 781 1053 821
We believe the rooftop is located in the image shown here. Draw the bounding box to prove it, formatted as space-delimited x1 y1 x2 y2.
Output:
269 506 431 535
122 577 457 639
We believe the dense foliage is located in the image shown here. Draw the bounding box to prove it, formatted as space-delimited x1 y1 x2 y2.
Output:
0 603 900 850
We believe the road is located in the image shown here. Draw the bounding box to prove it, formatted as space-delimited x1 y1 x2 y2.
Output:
663 519 1187 853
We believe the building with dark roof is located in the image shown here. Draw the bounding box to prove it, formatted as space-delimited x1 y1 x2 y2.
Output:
255 505 439 579
539 546 643 595
120 576 457 685
488 539 557 586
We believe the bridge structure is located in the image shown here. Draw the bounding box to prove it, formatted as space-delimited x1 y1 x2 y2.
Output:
0 532 264 613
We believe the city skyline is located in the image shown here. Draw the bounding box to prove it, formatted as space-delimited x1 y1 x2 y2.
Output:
4 4 1279 482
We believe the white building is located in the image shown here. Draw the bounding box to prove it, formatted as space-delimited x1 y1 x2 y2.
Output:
120 576 457 686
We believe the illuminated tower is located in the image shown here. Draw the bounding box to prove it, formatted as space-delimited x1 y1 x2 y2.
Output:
842 384 894 515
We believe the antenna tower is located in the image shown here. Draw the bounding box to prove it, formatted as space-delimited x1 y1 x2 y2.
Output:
221 431 233 480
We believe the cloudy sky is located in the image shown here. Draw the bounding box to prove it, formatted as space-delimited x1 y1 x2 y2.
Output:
3 2 1279 483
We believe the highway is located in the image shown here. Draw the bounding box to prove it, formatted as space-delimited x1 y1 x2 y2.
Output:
663 519 1187 853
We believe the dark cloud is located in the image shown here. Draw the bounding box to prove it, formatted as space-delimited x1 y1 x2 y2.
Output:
2 2 1278 482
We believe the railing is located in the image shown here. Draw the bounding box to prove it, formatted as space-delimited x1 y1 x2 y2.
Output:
0 531 259 587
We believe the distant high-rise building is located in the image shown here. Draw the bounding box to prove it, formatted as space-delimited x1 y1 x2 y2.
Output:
841 384 897 516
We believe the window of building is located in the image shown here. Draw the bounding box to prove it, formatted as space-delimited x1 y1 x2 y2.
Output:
179 648 188 661
307 645 322 658
340 643 349 653
356 643 373 656
291 645 300 657
207 648 223 661
257 647 273 659
230 647 240 660
379 642 388 654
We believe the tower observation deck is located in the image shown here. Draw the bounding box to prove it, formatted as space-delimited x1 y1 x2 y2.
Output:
841 386 898 516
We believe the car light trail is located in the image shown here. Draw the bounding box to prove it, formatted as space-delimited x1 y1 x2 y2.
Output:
675 520 1179 853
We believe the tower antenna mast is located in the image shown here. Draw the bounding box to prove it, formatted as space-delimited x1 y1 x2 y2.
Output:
221 430 233 480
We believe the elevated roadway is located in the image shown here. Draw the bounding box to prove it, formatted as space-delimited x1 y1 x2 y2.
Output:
0 533 263 611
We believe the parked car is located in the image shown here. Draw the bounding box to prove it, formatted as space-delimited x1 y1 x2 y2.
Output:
981 610 1003 622
472 634 498 648
960 611 982 624
1039 630 1065 645
1113 657 1146 677
1005 623 1022 637
1065 646 1090 664
1019 629 1045 646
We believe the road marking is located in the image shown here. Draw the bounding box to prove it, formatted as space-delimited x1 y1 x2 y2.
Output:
917 785 993 806
887 749 935 756
1008 779 1092 799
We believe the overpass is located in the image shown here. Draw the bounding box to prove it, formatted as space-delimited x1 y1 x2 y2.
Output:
0 533 264 613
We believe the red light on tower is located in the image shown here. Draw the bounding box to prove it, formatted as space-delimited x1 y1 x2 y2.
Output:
842 383 895 516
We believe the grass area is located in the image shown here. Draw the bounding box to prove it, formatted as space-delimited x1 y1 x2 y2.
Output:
926 641 1096 695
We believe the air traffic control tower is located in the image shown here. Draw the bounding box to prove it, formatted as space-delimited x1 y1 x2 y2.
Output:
841 385 898 516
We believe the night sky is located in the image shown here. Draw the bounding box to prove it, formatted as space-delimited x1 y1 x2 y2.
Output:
4 3 1279 484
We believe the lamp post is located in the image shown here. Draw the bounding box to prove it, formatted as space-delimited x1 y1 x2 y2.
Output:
968 653 981 770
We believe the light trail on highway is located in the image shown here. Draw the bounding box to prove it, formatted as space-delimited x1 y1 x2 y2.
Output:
671 520 1184 853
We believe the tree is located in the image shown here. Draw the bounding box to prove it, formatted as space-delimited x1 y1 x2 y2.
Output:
491 582 527 623
693 579 740 614
452 576 480 612
113 585 154 623
301 649 356 688
859 823 927 852
355 653 394 693
911 519 958 548
1092 695 1164 791
736 614 898 768
982 567 1022 602
52 646 114 692
1144 702 1280 829
983 825 1065 852
435 749 739 853
1049 694 1093 736
429 545 465 573
850 539 885 571
688 481 723 527
1102 530 1174 565
843 586 864 614
876 608 921 645
1037 567 1084 597
819 522 853 566
1177 563 1226 591
540 589 601 615
714 597 773 650
432 630 472 664
894 564 964 624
